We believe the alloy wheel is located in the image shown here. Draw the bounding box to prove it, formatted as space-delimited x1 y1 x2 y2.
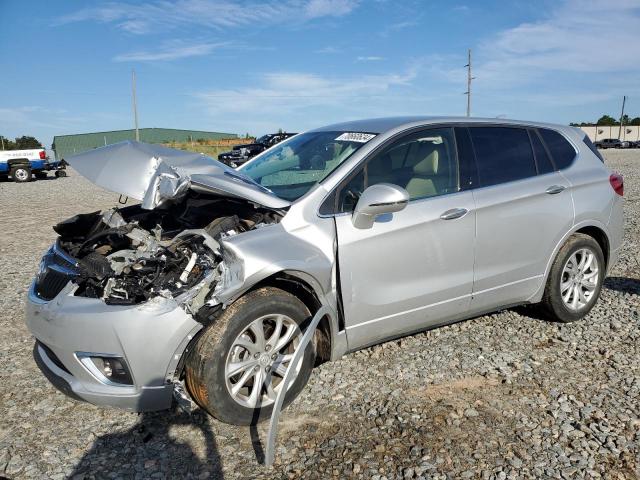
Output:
224 314 302 408
560 248 599 311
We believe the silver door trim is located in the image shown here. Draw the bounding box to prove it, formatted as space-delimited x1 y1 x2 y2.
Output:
347 274 545 332
472 274 544 296
345 292 471 331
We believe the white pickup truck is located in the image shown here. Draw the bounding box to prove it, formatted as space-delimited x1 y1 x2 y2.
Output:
0 149 65 182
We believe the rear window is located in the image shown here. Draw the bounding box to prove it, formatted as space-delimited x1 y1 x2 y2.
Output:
582 134 605 163
469 127 537 187
538 128 577 169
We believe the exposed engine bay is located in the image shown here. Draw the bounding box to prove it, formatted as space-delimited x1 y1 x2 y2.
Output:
54 193 282 307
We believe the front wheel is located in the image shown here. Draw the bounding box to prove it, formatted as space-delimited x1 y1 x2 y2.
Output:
539 233 605 323
10 166 31 182
185 287 315 425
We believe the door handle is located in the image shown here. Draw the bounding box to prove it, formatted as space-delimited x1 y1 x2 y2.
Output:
440 208 468 220
545 185 566 194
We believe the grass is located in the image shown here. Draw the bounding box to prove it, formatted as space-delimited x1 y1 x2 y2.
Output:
164 138 254 159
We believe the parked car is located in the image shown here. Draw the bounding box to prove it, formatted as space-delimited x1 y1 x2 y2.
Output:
625 140 640 149
0 148 65 182
218 133 297 167
26 118 623 425
594 138 628 149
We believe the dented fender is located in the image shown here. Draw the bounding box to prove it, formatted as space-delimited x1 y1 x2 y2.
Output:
211 220 345 359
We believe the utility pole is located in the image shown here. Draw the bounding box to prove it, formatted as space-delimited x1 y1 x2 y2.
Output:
618 95 626 140
464 49 475 117
132 69 140 141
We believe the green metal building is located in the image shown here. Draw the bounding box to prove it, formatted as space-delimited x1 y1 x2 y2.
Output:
53 128 237 160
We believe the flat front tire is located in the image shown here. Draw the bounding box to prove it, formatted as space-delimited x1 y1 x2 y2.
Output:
185 287 315 425
540 233 605 322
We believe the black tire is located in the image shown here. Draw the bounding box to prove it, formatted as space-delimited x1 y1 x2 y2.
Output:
10 165 31 182
55 170 67 178
539 233 605 323
185 287 315 425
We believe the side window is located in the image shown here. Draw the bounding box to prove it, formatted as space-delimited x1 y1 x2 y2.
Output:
538 128 577 169
469 127 536 187
530 130 555 174
337 128 459 212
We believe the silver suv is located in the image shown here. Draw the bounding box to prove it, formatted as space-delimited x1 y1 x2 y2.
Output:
26 117 624 425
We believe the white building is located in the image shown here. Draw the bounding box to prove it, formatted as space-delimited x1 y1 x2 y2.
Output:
579 125 640 142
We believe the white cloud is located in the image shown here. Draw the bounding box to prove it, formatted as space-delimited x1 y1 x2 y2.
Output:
356 56 384 62
304 0 359 19
477 0 640 83
425 0 640 119
113 41 228 62
0 106 68 131
194 68 420 130
316 46 341 54
56 0 360 34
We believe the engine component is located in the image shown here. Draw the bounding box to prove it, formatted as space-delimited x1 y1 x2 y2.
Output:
50 193 282 307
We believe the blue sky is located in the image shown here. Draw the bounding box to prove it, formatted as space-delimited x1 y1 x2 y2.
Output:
1 0 639 148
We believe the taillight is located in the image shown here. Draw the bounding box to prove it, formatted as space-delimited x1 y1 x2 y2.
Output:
39 150 46 159
609 172 623 196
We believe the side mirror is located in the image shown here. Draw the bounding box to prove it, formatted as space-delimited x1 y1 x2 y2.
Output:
352 183 409 229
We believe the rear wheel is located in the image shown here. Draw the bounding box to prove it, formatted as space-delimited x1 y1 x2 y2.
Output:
10 166 31 182
539 233 604 322
185 287 315 425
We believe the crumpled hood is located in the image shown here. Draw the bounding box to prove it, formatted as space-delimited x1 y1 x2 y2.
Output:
66 141 290 210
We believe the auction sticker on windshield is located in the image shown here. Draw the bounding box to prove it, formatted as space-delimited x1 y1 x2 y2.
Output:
335 132 376 143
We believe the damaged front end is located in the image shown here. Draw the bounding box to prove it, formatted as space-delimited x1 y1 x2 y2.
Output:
33 140 291 312
26 141 299 412
42 195 282 312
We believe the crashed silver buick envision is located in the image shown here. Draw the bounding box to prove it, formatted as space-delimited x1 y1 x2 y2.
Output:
26 117 624 425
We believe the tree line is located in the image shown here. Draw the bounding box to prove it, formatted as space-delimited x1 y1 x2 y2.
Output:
0 135 43 150
571 115 640 127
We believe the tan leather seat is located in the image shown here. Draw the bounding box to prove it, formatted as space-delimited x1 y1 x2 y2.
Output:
405 143 442 198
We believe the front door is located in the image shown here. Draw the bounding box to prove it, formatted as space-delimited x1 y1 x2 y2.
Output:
332 127 476 349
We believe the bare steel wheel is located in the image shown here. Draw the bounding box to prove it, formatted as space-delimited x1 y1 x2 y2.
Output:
225 313 302 408
10 165 31 183
560 248 599 311
185 287 315 425
540 233 605 323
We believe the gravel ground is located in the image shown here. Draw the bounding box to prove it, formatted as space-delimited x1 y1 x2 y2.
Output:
0 150 638 480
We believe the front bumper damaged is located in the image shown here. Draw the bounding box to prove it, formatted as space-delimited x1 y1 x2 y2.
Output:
25 282 202 411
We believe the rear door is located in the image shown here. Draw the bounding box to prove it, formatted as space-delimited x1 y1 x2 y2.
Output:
468 126 574 312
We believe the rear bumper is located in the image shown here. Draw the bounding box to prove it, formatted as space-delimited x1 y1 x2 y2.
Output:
25 281 202 412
